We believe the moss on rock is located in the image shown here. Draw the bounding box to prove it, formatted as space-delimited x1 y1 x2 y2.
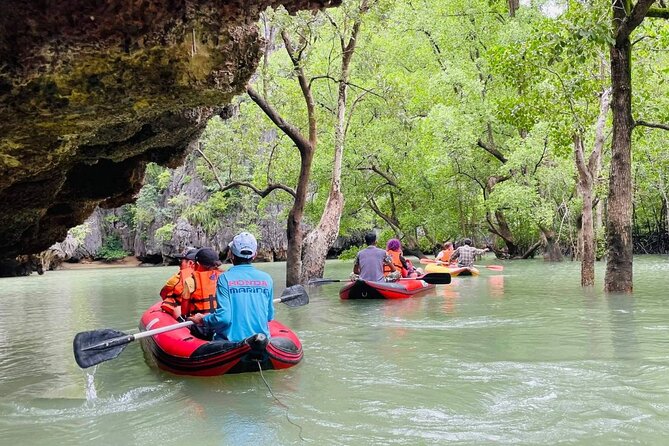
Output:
0 0 341 261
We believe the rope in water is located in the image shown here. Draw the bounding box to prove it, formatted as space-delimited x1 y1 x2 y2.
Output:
256 361 306 442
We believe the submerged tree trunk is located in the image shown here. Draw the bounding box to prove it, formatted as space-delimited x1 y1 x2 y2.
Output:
301 81 345 280
540 226 563 262
575 88 611 286
606 15 635 292
489 210 520 257
300 0 367 282
605 0 659 292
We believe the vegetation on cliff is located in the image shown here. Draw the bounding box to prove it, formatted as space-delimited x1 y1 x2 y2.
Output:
43 0 669 292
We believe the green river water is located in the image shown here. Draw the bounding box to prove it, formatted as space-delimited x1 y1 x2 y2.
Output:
1 257 669 445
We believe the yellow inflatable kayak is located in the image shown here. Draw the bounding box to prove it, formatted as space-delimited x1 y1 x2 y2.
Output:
425 263 480 277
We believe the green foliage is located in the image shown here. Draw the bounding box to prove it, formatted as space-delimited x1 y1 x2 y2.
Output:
596 231 607 261
97 236 128 261
133 183 160 228
121 0 669 261
183 191 230 235
338 245 363 260
157 170 172 192
69 223 91 243
103 214 120 225
155 223 176 242
167 193 188 209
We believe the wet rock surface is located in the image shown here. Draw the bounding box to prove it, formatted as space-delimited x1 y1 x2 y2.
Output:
0 0 340 262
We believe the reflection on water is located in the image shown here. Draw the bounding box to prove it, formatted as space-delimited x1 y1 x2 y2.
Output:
2 258 669 444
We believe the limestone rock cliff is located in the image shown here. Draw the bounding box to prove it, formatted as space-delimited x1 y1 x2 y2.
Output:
0 0 340 260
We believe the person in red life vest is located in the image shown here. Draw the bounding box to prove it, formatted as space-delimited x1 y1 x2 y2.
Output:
189 232 274 345
435 241 455 265
159 247 197 319
384 238 418 278
352 232 398 282
181 247 223 340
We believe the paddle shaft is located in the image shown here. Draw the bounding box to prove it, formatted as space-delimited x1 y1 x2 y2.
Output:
132 320 194 341
84 293 302 352
131 294 299 340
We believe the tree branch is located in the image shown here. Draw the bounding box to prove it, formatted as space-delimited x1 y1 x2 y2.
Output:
476 138 508 163
196 146 296 199
452 157 486 192
647 8 669 19
532 136 548 175
281 30 317 146
615 0 656 43
369 197 403 238
219 181 296 199
350 180 394 215
309 74 386 100
588 87 612 174
635 120 669 131
573 133 589 181
357 165 399 188
345 90 369 138
196 146 226 189
247 86 312 153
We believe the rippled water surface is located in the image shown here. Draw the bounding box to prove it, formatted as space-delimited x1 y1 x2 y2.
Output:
2 257 669 445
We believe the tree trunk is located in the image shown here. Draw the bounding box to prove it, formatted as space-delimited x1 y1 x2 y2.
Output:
301 79 345 281
603 0 659 291
301 188 344 281
491 210 520 256
285 147 314 286
575 87 611 286
508 0 519 17
299 2 367 282
580 178 596 285
605 37 634 292
540 226 563 262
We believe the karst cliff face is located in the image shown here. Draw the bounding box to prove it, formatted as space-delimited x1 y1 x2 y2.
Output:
0 0 340 259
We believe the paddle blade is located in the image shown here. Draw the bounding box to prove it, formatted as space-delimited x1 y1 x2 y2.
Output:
419 258 437 265
73 329 133 369
278 284 309 307
419 273 451 284
307 278 343 286
485 265 504 271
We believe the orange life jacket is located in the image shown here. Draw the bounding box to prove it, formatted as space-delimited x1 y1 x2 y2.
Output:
384 250 408 277
184 269 221 316
437 248 454 263
160 269 193 317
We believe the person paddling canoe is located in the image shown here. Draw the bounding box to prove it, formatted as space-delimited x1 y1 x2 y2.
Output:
189 232 274 344
449 239 489 268
435 242 455 265
352 232 399 282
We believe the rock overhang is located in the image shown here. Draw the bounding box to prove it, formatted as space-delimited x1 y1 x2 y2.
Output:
0 0 341 257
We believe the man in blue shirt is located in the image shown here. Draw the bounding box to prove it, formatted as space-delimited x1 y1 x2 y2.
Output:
189 232 274 343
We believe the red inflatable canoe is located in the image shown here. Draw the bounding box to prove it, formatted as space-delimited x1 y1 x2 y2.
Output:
339 279 435 300
138 301 303 376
